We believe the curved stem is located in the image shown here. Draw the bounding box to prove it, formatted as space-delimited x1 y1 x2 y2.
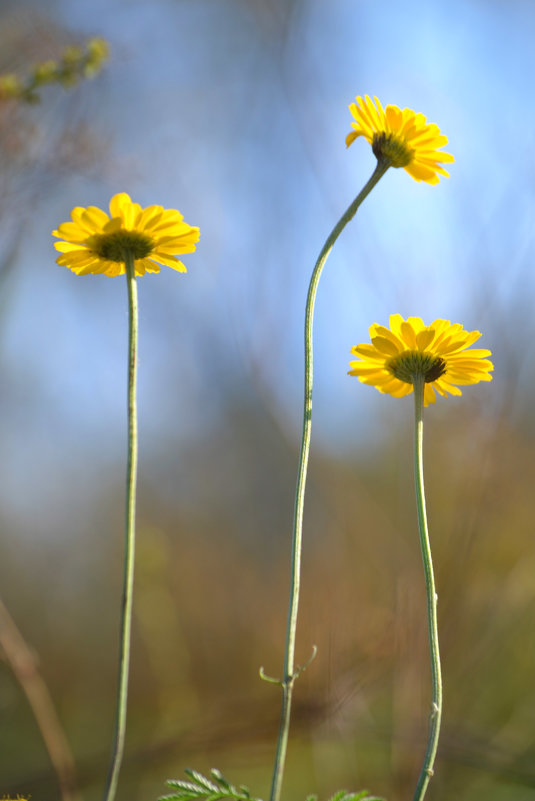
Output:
411 377 443 801
102 252 139 801
269 159 390 801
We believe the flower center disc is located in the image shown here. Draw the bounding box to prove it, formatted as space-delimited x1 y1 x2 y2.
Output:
372 132 413 168
387 350 447 384
89 230 154 262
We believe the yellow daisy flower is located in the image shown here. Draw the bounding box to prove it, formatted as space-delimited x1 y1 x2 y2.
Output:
346 95 454 185
348 314 493 406
52 192 200 277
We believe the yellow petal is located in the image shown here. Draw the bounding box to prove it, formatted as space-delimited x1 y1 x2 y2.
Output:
372 326 404 351
352 343 383 360
416 328 435 350
54 241 89 253
81 206 111 231
54 221 89 242
371 335 402 357
149 251 187 271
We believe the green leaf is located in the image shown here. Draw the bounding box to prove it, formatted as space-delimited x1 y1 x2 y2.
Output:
324 790 385 801
165 780 205 795
326 791 347 801
185 770 219 793
160 769 263 801
211 770 232 790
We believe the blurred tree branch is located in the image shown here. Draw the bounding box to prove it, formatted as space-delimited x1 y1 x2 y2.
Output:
0 10 112 799
0 595 82 801
0 10 111 295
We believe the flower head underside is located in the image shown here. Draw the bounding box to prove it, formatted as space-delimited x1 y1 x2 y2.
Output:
346 95 454 185
348 314 493 406
52 192 200 276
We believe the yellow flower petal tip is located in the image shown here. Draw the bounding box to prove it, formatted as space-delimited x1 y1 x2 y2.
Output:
348 314 493 406
52 192 200 277
346 95 454 185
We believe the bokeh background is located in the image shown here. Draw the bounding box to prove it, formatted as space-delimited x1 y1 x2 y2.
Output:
1 1 535 800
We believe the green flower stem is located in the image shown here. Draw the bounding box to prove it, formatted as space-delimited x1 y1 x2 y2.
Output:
102 251 139 801
268 158 390 801
411 376 443 801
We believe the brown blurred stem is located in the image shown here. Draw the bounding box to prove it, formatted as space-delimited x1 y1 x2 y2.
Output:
0 595 81 801
268 158 390 801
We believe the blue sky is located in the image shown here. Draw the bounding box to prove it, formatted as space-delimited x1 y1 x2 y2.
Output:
2 0 534 527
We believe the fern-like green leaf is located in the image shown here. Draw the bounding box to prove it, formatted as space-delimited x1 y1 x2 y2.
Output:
327 791 348 801
185 770 220 793
211 770 232 791
160 769 263 801
325 790 384 801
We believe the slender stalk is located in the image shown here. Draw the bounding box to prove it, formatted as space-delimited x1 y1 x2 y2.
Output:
269 159 390 801
411 377 443 801
102 251 139 801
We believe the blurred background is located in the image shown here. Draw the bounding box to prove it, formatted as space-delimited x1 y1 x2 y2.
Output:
1 0 535 800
